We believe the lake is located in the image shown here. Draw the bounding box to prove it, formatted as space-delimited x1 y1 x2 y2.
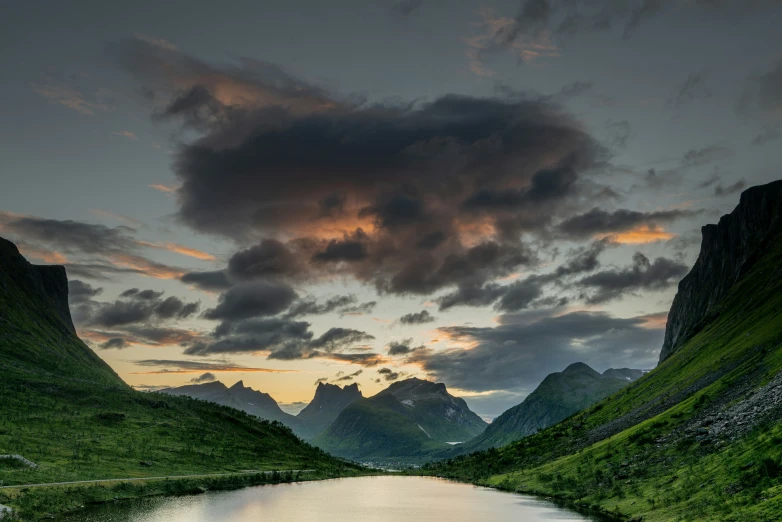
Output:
62 476 609 521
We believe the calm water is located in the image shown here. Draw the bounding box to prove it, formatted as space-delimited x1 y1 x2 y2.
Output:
64 476 606 522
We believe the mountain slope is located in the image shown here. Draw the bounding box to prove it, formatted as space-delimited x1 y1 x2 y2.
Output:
423 180 782 521
161 380 302 430
447 363 642 455
296 382 363 438
314 378 486 461
0 236 353 490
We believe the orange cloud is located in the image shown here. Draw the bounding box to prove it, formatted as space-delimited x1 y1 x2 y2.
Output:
18 244 68 264
107 253 185 280
599 225 675 244
149 183 177 193
137 240 216 261
638 312 669 329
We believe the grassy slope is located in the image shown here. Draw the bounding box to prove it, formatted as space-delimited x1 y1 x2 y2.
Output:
0 241 362 517
422 236 782 521
451 365 633 455
313 396 449 461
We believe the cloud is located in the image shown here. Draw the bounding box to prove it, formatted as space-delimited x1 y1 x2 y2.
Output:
68 280 103 304
285 294 357 317
117 43 614 301
399 310 436 325
738 58 782 120
391 0 423 16
190 372 216 383
575 252 688 303
377 367 401 382
112 130 138 140
334 369 363 382
131 359 296 374
407 310 662 392
666 71 714 109
714 179 746 197
84 290 199 328
557 208 697 241
32 76 111 115
387 339 424 356
180 270 232 292
100 337 127 350
339 301 377 316
202 280 298 321
751 125 781 146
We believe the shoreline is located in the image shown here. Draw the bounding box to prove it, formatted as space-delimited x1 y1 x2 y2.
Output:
1 468 379 521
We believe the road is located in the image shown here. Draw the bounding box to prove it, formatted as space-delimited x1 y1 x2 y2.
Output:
0 469 313 490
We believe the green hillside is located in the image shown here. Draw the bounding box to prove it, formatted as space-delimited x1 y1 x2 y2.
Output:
0 237 358 517
422 182 782 521
443 363 641 456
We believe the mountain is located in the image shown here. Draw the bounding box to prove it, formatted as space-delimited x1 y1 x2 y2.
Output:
660 180 782 362
296 382 363 438
423 180 782 521
161 380 300 427
447 363 643 454
0 236 352 496
313 378 486 462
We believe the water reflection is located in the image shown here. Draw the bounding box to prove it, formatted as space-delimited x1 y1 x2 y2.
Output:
63 476 606 522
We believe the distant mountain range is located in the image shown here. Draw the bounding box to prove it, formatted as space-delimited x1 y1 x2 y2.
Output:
443 363 644 456
161 379 363 440
311 378 486 461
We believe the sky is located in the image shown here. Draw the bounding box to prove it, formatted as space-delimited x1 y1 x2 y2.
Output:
1 0 781 419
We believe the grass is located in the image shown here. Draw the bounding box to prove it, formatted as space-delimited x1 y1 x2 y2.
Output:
0 238 368 519
419 231 782 521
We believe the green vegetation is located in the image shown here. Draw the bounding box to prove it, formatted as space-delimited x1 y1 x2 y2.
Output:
0 237 365 519
442 363 639 457
0 468 370 520
313 378 486 462
420 227 782 521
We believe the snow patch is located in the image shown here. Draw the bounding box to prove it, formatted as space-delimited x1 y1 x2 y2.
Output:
417 424 431 438
402 399 415 407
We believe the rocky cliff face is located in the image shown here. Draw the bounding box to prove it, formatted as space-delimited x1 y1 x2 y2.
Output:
0 237 75 334
660 180 782 362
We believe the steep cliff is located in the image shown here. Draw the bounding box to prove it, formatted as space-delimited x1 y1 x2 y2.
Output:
660 180 782 362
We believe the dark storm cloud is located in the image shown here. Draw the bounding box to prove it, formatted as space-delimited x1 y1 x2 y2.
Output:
227 239 306 280
68 280 103 303
190 372 216 383
202 280 297 321
87 291 200 328
118 41 615 299
180 270 232 291
408 311 662 392
557 208 697 239
495 276 545 312
576 252 688 303
437 239 611 311
285 294 357 317
399 310 436 325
